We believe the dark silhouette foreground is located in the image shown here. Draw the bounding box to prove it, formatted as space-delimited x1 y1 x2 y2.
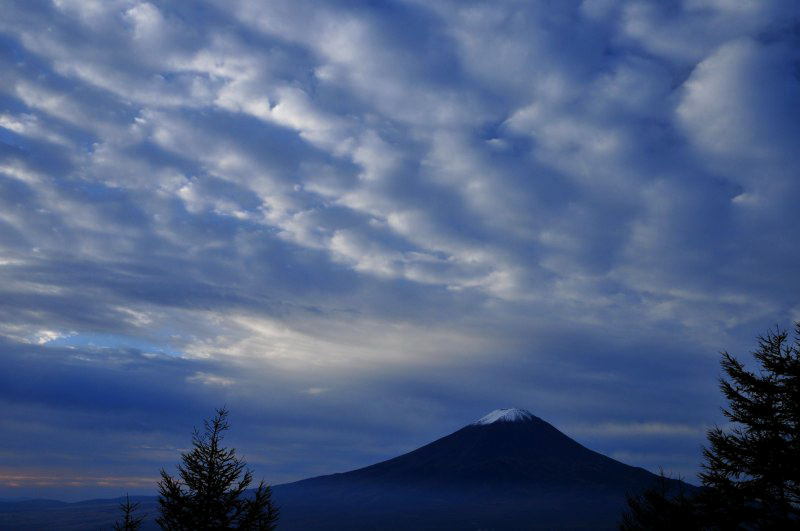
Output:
621 323 800 529
114 494 145 530
156 407 278 530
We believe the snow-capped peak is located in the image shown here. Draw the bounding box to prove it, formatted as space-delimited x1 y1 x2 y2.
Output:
472 408 535 425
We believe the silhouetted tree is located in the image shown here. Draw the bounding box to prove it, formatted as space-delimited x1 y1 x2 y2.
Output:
157 407 279 530
620 323 800 529
619 472 700 531
698 324 800 528
114 494 145 531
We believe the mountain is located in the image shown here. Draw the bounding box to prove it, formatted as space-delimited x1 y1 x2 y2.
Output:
0 409 690 530
271 408 690 530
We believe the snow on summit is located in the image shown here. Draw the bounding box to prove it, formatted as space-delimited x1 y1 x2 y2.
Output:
472 408 535 425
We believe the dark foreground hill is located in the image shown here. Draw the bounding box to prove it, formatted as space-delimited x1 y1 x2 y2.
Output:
0 409 692 530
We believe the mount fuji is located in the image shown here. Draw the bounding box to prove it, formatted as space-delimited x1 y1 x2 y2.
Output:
272 408 690 530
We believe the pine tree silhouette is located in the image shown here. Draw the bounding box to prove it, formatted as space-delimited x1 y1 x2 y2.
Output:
698 324 800 528
114 494 145 531
620 323 800 529
156 407 279 530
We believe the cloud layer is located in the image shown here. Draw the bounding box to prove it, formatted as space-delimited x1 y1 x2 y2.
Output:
1 0 799 499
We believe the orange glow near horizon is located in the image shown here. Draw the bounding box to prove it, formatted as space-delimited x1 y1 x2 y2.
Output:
0 471 157 489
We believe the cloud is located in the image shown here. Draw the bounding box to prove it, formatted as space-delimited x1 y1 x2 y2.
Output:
0 0 799 498
568 421 705 438
678 38 800 182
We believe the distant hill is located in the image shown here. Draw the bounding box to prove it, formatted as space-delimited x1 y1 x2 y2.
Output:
0 409 692 530
0 496 159 530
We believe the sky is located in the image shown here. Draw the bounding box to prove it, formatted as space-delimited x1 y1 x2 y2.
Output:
1 0 799 502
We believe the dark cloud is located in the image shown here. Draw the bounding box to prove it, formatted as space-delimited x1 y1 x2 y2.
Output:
1 0 799 499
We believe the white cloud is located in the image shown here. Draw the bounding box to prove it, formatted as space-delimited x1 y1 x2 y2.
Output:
677 39 800 176
187 371 235 387
568 421 705 438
